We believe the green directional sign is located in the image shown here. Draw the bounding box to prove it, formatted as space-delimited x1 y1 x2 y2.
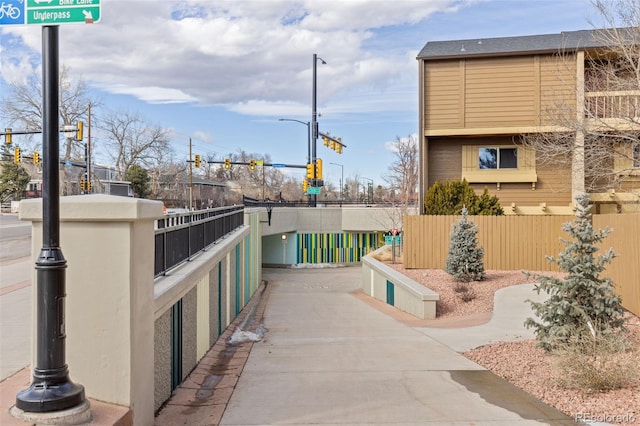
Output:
0 0 101 25
306 187 321 195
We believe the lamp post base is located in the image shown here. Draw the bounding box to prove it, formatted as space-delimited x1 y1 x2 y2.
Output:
15 374 85 413
11 399 91 425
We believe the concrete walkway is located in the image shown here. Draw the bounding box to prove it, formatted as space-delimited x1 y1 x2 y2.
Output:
416 283 548 352
216 267 575 425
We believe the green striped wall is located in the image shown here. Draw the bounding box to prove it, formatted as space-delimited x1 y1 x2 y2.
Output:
296 232 382 264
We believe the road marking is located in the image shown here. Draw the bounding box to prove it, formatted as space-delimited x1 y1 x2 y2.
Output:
0 223 31 229
0 256 31 267
0 280 31 296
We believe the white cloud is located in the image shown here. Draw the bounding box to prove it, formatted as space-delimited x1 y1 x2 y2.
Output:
1 0 460 115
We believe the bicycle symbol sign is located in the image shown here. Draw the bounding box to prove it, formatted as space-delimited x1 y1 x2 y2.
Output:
0 0 24 24
0 0 101 25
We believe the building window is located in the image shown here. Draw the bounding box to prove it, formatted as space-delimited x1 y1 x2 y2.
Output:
479 147 518 169
462 145 537 185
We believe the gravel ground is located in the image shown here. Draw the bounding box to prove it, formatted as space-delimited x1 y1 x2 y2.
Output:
388 265 640 425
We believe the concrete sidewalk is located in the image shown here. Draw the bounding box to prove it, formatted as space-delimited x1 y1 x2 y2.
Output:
415 283 548 352
213 267 575 425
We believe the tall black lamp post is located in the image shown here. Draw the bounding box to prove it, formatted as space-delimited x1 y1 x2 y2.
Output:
16 25 86 413
311 53 326 208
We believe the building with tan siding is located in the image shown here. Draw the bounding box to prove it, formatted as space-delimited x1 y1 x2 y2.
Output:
417 29 640 214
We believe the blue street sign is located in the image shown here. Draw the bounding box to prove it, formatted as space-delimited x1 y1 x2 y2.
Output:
272 163 286 168
0 0 25 25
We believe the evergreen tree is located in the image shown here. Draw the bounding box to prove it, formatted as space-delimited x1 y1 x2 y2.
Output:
125 164 152 198
525 194 625 351
0 145 30 201
474 187 504 215
424 180 503 215
445 207 486 282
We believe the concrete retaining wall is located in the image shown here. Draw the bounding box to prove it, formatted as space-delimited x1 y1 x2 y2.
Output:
361 249 439 319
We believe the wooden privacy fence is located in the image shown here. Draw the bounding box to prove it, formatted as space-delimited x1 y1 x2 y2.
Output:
403 214 640 317
593 214 640 318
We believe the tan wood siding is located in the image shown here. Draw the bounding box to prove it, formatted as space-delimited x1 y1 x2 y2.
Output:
424 54 579 132
424 60 462 129
427 137 572 207
464 57 537 127
426 138 463 187
539 54 577 125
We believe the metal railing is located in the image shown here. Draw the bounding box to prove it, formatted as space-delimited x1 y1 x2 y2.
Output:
154 205 244 277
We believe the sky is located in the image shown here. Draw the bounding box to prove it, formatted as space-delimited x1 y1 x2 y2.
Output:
0 0 601 189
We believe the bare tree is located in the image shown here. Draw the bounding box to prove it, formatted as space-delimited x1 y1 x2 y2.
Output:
1 65 101 160
380 135 419 230
383 134 419 205
99 110 171 180
521 1 640 197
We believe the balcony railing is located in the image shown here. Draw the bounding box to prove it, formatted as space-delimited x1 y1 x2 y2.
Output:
154 205 244 277
585 90 640 119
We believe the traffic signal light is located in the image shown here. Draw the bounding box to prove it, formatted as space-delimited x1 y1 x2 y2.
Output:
330 140 335 150
4 128 11 144
76 122 84 141
194 154 201 168
336 144 342 154
80 178 85 191
316 159 323 179
33 152 39 165
86 181 91 191
249 160 256 170
302 179 308 193
323 137 329 147
224 158 231 169
13 147 20 163
306 163 315 179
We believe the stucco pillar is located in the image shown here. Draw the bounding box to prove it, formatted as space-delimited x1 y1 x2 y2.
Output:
20 194 163 426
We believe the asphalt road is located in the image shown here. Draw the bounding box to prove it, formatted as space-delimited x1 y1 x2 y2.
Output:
0 214 31 262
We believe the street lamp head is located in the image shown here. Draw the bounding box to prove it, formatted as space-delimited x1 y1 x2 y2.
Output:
317 57 327 65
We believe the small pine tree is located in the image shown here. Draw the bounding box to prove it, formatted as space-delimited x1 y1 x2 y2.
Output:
445 207 486 282
525 194 625 351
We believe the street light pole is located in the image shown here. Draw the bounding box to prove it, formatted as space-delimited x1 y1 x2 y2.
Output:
330 162 343 203
15 24 86 414
278 118 310 165
311 53 326 208
361 177 373 205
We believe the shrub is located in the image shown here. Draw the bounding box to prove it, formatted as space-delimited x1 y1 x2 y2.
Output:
524 194 625 351
424 179 503 215
551 325 639 391
445 207 486 282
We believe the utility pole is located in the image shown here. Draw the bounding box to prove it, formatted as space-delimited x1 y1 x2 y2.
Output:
86 104 92 193
189 138 193 211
